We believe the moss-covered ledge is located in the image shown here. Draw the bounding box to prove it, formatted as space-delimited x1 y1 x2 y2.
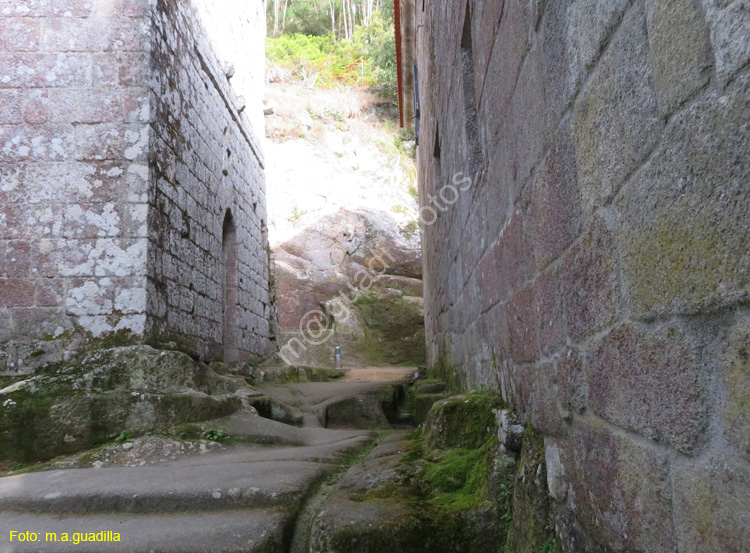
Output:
309 394 517 552
0 346 246 467
308 392 559 553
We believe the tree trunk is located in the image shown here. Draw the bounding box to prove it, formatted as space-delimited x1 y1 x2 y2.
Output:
344 0 354 39
342 0 349 40
328 0 336 37
273 0 279 37
401 0 416 129
282 0 290 35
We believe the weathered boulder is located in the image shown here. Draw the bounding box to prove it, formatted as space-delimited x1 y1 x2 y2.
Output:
274 295 372 368
345 209 422 279
355 290 425 366
0 346 244 464
274 248 351 332
279 209 369 272
272 208 425 368
375 274 423 297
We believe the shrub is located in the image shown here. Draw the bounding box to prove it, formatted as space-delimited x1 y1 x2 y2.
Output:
266 10 397 101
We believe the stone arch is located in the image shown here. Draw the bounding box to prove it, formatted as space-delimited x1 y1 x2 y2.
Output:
222 209 239 363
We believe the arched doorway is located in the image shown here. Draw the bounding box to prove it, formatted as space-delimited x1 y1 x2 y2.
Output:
222 209 239 363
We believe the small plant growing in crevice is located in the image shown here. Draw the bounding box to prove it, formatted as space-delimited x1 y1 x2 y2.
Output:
203 428 231 442
323 107 345 122
113 431 130 443
540 535 557 553
499 481 514 523
354 290 381 305
394 127 415 153
176 423 203 440
289 207 308 223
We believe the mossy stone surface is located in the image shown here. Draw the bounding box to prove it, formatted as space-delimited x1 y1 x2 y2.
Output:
413 380 447 394
423 394 502 450
311 395 515 553
615 70 750 318
0 346 243 465
503 426 557 553
413 393 446 425
357 293 426 366
325 395 392 429
256 365 346 384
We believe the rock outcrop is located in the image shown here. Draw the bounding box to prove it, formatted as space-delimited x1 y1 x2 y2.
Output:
308 394 532 553
0 346 244 464
273 208 425 369
0 363 565 553
0 375 409 553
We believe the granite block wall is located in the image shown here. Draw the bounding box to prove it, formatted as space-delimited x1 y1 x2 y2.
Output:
0 0 152 375
0 0 272 374
147 0 272 364
416 0 750 551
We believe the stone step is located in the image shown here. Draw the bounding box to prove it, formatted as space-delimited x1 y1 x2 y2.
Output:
214 410 376 446
302 412 323 427
0 460 331 514
0 510 290 553
163 435 373 467
259 381 406 431
0 381 398 553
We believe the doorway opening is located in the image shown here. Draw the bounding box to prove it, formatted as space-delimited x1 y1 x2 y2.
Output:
222 209 239 363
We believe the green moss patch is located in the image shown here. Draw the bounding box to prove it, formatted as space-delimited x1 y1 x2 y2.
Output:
315 396 514 553
0 346 243 465
424 394 501 450
424 445 493 511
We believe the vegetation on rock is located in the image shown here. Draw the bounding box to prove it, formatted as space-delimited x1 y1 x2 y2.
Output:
309 392 517 552
267 0 397 99
0 346 245 466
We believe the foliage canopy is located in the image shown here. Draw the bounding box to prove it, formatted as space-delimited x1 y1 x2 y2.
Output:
266 0 397 101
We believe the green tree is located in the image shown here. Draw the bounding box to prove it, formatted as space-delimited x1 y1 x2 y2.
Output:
266 5 397 101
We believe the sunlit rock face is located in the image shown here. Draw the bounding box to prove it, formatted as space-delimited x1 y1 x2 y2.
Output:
0 0 273 375
262 81 422 370
273 208 425 369
414 0 750 551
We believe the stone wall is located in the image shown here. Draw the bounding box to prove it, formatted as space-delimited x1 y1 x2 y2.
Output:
0 0 152 374
147 0 272 363
416 0 750 551
0 0 272 374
